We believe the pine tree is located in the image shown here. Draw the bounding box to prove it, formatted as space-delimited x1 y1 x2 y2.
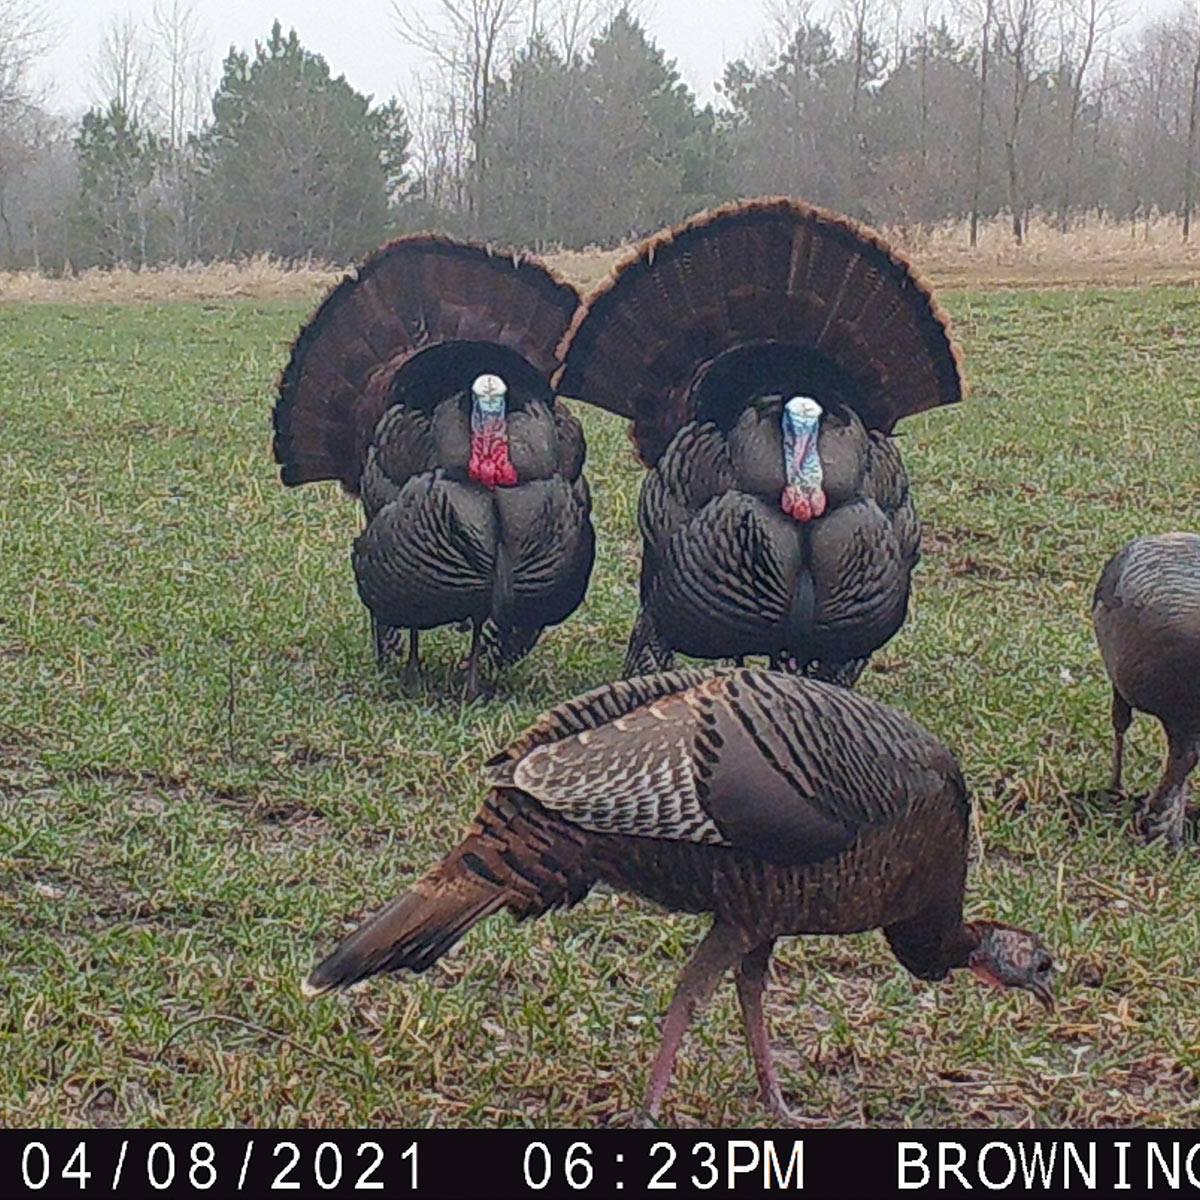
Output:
193 21 410 262
71 100 161 267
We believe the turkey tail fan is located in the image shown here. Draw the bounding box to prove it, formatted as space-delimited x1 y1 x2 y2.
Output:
273 235 581 493
558 197 964 466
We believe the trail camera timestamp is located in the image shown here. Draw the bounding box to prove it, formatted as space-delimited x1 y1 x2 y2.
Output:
10 1133 805 1197
15 1137 418 1195
519 1138 804 1192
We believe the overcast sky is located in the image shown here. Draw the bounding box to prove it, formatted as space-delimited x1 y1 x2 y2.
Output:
31 0 1185 122
32 0 769 119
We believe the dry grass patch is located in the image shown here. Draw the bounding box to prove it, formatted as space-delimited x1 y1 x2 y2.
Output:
0 256 340 305
3 214 1200 305
900 213 1200 290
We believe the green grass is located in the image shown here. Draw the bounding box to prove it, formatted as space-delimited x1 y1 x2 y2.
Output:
2 288 1199 1129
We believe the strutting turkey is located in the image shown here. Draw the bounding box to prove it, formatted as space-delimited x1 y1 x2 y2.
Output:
1093 532 1200 847
273 235 595 697
557 197 963 685
303 668 1053 1124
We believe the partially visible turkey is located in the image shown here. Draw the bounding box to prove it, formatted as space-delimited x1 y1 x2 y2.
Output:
1093 532 1200 847
303 668 1053 1125
558 197 962 684
273 235 594 697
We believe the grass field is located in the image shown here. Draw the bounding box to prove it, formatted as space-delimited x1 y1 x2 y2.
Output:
2 285 1199 1129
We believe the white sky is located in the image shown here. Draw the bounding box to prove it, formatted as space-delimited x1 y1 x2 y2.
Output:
32 0 767 120
30 0 1185 122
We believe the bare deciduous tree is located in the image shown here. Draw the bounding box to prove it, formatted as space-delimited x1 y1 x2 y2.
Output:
837 0 885 114
88 11 156 120
968 0 994 245
544 0 610 61
1053 0 1122 230
1184 4 1200 239
391 0 530 224
0 0 50 111
148 0 207 149
0 0 55 266
401 66 473 214
992 0 1047 242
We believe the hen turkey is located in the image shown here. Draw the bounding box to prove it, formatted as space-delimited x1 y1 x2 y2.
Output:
1093 532 1200 847
558 198 962 685
304 668 1053 1124
273 235 595 696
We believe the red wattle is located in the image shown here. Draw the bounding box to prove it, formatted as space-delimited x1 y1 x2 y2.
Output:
469 437 518 489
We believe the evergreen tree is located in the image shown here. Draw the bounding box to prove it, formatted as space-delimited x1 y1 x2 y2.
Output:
486 9 730 247
578 9 730 243
484 34 586 246
70 100 161 267
194 21 410 262
720 20 851 214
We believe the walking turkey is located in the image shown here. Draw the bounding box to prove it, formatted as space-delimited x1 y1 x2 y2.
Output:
303 667 1053 1124
558 198 963 684
273 235 595 697
1093 532 1200 847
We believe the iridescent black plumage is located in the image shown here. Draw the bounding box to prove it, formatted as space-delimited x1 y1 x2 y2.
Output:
558 198 961 682
272 236 594 691
1093 532 1200 846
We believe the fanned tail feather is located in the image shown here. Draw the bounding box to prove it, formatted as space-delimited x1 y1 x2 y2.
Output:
274 235 580 493
558 196 963 465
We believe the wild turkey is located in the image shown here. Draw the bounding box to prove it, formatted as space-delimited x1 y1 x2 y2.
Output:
273 235 595 697
557 198 963 685
304 668 1053 1124
1093 532 1200 847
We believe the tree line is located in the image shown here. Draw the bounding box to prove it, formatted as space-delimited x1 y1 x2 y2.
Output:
1 0 1199 272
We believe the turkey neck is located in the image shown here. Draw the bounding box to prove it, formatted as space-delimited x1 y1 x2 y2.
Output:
884 914 987 981
780 396 826 521
469 387 517 489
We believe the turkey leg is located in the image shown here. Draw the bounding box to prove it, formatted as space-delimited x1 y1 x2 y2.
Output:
1141 734 1199 848
642 921 747 1122
734 940 828 1126
404 629 421 685
462 620 484 703
1109 688 1132 794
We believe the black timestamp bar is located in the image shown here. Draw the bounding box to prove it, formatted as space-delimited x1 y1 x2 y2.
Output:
7 1129 1194 1198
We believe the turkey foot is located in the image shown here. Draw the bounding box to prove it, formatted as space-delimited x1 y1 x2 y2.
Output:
761 1098 831 1128
1139 742 1198 849
1140 801 1186 849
